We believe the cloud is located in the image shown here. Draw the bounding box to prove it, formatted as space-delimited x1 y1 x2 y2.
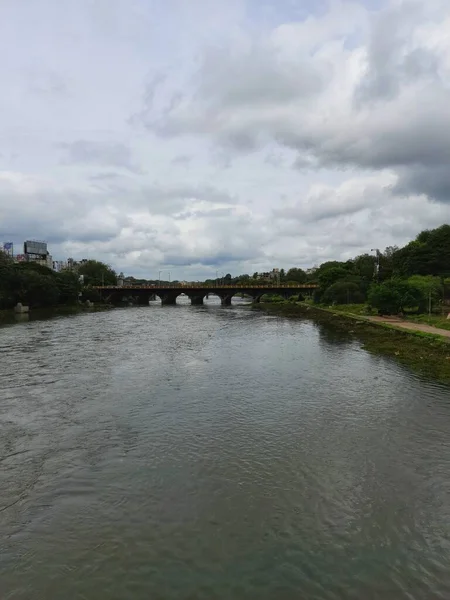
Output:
1 0 450 279
136 0 450 202
60 140 139 172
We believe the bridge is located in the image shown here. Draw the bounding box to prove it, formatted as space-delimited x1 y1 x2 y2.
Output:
94 284 318 306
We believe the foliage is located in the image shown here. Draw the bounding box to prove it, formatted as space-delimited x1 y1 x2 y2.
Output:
56 271 82 304
285 267 307 283
82 286 103 303
322 281 364 305
351 253 377 284
392 225 450 278
0 251 104 309
317 267 350 291
77 260 117 286
368 279 425 315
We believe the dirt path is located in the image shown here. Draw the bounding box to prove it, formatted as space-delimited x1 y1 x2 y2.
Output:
365 315 450 339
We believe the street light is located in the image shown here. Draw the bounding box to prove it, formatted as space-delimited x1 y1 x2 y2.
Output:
158 270 171 285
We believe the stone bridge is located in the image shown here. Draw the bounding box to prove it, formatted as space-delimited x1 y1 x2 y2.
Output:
94 284 318 306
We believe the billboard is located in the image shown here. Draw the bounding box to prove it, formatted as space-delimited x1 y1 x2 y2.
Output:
2 242 13 253
15 254 26 262
24 240 47 256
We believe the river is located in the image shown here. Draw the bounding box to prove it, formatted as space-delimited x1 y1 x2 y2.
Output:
1 297 450 599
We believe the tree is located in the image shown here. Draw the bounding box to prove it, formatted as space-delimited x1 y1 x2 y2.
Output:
77 260 117 286
352 254 377 282
322 281 364 305
407 275 443 312
0 251 16 308
368 280 425 315
285 268 307 283
317 267 349 291
379 246 398 281
19 270 60 307
392 225 450 278
56 271 82 304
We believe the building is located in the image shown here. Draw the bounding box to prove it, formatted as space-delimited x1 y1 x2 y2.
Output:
66 258 88 271
258 269 280 282
23 240 51 267
52 260 67 272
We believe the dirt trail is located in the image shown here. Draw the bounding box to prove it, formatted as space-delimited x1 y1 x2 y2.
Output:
366 315 450 339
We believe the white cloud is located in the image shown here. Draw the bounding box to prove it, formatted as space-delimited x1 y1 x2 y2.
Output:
1 0 450 278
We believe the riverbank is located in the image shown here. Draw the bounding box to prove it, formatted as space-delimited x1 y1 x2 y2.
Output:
256 301 450 383
0 303 114 324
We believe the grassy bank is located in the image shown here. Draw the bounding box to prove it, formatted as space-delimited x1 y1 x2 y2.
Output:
256 301 450 384
319 302 450 330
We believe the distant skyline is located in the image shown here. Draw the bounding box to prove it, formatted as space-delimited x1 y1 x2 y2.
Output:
1 0 450 279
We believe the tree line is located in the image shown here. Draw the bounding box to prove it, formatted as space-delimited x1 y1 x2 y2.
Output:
212 224 450 315
2 224 449 314
0 255 117 309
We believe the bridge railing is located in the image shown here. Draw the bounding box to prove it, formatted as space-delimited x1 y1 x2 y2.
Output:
93 283 319 290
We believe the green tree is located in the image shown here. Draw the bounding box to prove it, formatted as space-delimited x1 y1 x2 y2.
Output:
352 254 376 282
19 270 60 307
0 251 16 308
393 225 450 278
368 280 425 315
285 268 307 283
322 281 364 305
77 260 117 286
317 267 349 291
56 271 82 304
407 275 443 312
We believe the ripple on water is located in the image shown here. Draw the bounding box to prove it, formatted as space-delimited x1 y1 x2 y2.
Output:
1 306 450 599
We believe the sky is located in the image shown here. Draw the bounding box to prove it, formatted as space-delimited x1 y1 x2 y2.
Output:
1 0 450 280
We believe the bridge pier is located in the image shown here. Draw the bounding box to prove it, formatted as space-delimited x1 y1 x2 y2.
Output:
159 292 178 306
136 295 150 305
189 294 205 305
220 295 233 306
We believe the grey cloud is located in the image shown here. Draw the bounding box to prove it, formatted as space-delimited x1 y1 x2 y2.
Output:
354 3 440 105
195 43 323 109
27 69 69 95
60 140 140 172
4 0 450 279
171 154 192 165
134 0 450 205
394 166 450 203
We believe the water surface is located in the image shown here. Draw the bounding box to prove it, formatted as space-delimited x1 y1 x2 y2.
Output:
1 298 450 599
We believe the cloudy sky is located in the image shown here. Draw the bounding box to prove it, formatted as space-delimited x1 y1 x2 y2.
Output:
1 0 449 279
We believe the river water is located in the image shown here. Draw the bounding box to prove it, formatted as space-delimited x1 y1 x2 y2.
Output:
1 297 450 599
